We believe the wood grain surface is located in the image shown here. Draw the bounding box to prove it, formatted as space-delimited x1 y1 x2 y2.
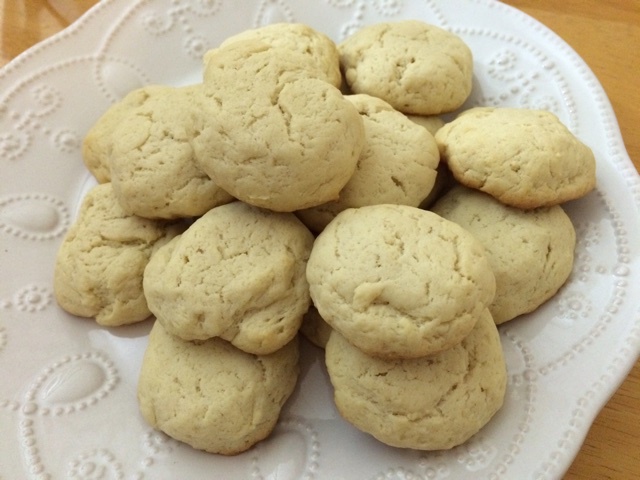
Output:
1 1 638 478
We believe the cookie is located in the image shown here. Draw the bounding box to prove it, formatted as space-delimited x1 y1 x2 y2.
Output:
219 22 341 87
109 84 234 219
54 183 183 326
325 309 507 450
143 201 314 355
306 204 496 359
431 185 576 324
339 20 473 115
296 94 440 233
435 107 597 209
82 86 156 183
193 40 365 212
137 320 299 455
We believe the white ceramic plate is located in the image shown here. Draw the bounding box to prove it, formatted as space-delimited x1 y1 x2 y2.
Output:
1 1 639 479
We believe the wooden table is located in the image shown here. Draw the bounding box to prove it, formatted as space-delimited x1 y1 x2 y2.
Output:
1 1 638 478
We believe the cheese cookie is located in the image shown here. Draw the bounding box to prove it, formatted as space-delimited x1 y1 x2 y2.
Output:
300 304 333 349
82 87 156 183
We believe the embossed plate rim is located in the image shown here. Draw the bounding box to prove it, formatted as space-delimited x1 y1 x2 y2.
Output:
1 0 639 479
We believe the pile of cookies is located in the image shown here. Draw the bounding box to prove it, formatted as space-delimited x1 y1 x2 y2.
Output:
53 19 596 455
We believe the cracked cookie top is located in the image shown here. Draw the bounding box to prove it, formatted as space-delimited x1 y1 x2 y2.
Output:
325 309 507 450
143 201 314 355
338 20 473 115
193 40 365 212
306 204 496 359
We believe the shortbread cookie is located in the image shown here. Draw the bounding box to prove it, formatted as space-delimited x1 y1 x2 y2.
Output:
435 107 597 209
143 201 314 354
109 84 233 219
306 204 496 359
138 321 299 455
339 21 473 115
431 185 576 324
300 305 333 349
296 94 439 232
325 309 507 450
54 183 183 326
82 87 156 183
219 22 341 87
193 40 365 212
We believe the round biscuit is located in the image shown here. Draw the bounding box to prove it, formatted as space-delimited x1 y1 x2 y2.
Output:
54 183 183 326
194 40 365 212
435 107 596 208
306 204 496 359
109 84 233 219
300 304 333 349
82 86 159 183
339 20 473 115
143 201 314 354
137 321 299 455
325 309 507 450
431 185 576 324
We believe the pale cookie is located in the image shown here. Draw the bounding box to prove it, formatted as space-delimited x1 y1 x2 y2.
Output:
306 204 496 359
54 183 183 327
339 20 473 115
435 107 597 209
82 87 157 183
137 320 299 455
325 309 507 450
143 201 314 355
431 185 576 324
219 22 342 87
193 40 365 212
296 94 439 233
108 84 234 219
